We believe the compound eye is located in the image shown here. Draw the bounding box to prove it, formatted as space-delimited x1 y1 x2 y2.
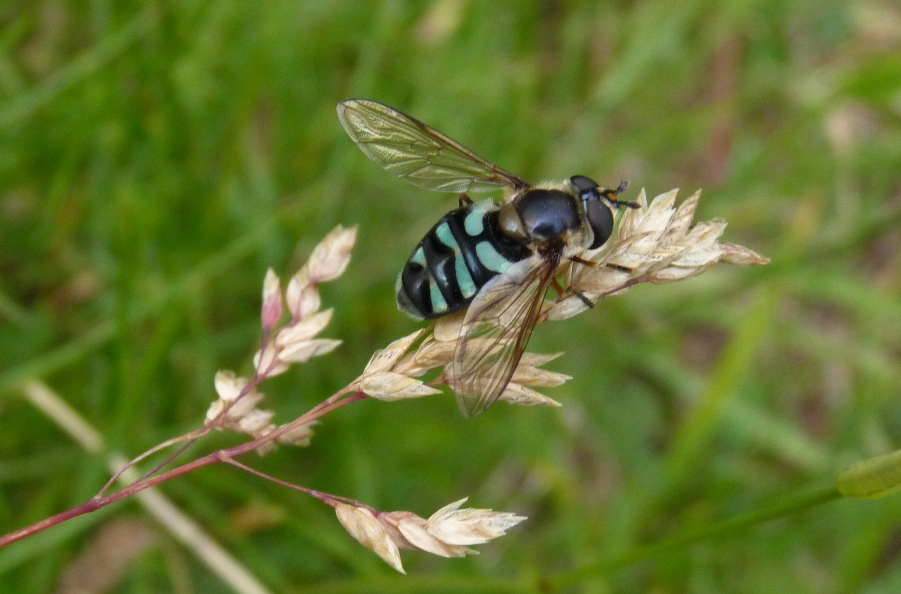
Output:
585 198 613 249
570 175 599 197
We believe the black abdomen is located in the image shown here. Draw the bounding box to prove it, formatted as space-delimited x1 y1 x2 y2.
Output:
397 208 530 319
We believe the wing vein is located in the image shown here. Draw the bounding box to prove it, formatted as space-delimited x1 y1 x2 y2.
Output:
338 99 528 194
453 252 561 416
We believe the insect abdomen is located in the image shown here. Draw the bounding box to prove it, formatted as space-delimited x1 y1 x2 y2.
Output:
397 208 530 319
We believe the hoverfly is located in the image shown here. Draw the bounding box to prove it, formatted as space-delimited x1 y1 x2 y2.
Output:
337 99 637 416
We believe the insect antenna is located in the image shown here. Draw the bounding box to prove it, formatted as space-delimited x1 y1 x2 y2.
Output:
604 181 640 209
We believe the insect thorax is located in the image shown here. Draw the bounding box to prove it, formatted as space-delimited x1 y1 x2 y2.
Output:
512 188 588 249
396 207 531 319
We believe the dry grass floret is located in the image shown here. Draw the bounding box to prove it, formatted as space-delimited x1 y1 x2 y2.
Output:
1 189 767 573
198 189 767 571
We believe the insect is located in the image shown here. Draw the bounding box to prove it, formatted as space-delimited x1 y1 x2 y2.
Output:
337 99 637 416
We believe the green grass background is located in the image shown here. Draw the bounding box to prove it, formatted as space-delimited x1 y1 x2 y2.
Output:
1 0 900 592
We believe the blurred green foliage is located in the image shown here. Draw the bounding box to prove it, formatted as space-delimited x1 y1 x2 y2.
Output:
1 0 900 592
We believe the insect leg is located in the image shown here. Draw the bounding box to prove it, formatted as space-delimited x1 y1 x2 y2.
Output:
570 255 597 268
570 255 634 274
553 276 593 308
551 278 566 297
573 289 593 308
458 193 473 208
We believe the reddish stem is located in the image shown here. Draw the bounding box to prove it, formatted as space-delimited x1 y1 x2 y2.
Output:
0 390 368 548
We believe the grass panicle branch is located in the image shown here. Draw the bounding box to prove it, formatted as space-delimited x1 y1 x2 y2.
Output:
3 190 775 574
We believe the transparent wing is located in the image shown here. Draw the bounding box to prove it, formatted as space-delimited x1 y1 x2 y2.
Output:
453 252 561 417
337 98 528 194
